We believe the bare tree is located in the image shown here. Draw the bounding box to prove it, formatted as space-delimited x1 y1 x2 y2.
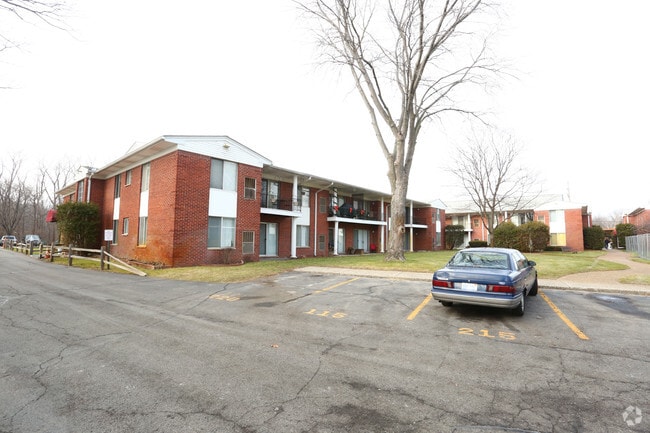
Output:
39 161 77 242
1 0 69 65
298 0 500 260
0 155 33 236
448 129 540 240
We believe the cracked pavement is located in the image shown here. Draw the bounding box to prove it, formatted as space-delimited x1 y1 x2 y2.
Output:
1 249 648 432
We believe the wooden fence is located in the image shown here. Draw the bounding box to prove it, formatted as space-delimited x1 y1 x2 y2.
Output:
6 243 146 277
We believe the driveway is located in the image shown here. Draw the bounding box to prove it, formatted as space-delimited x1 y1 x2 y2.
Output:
1 249 648 433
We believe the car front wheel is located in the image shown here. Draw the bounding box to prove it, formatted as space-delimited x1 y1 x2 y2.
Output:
440 301 453 307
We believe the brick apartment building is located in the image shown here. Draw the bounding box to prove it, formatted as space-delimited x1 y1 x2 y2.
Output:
58 136 444 267
444 195 591 251
623 207 650 234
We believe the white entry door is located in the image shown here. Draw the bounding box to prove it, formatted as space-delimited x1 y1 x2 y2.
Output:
260 223 278 256
354 229 369 252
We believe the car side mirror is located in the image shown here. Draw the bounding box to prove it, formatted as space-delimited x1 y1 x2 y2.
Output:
528 260 536 267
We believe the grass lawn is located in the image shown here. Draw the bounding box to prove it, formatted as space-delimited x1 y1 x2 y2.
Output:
146 250 629 283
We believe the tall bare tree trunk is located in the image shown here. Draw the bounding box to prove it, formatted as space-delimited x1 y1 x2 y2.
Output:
387 175 408 261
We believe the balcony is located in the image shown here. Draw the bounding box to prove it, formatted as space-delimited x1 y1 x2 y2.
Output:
261 196 302 216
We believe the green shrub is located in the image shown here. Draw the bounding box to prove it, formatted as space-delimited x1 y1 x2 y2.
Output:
468 240 488 247
583 225 605 250
492 222 521 249
445 224 465 250
615 223 636 249
56 202 101 249
519 221 550 252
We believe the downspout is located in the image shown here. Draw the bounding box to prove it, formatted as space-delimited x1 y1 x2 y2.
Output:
313 182 334 256
86 174 93 203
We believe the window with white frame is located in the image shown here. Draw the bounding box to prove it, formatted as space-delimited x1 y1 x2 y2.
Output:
208 217 235 248
297 225 309 247
77 180 84 202
300 187 310 208
138 216 148 246
141 163 150 192
244 177 256 199
114 174 121 198
112 220 118 244
123 217 129 235
210 159 237 191
125 170 132 186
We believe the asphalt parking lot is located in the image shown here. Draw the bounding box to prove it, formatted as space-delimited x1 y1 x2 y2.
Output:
1 250 648 432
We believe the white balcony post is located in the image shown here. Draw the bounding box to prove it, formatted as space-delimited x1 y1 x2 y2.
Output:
380 198 385 253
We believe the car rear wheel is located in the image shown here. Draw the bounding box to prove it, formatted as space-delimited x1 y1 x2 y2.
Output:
513 295 525 316
440 301 453 307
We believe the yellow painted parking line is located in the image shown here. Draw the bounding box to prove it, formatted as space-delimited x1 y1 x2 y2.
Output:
313 277 359 295
407 293 432 321
540 290 589 340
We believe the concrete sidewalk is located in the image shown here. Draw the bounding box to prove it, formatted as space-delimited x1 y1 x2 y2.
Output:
296 249 650 296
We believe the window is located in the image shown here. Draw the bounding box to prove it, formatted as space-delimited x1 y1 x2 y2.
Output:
537 215 545 223
244 177 256 199
318 234 326 251
141 163 150 192
208 217 235 248
125 170 132 186
297 225 309 247
261 179 279 208
114 174 121 198
210 159 237 191
138 216 148 246
112 220 118 244
319 197 327 213
123 217 129 235
300 187 310 208
473 219 479 227
77 180 84 202
242 231 255 254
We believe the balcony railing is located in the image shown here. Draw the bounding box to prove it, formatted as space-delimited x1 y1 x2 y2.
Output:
262 197 301 212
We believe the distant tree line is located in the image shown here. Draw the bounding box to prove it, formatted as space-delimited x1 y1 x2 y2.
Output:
0 155 77 244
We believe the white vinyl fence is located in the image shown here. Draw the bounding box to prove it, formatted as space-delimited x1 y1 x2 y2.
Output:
626 234 650 260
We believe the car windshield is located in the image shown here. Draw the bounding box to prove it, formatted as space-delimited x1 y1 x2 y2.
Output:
449 251 510 269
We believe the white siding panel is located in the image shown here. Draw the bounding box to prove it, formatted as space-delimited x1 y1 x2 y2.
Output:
296 207 310 225
113 198 120 220
171 136 272 168
209 189 238 217
139 192 149 217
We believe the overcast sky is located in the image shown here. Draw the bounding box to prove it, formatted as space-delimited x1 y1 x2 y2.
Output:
1 0 648 217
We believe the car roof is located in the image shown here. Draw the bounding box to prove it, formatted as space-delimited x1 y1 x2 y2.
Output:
458 247 518 254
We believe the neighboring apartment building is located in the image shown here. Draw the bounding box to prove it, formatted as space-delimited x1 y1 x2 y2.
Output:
623 207 650 234
444 194 591 251
57 136 444 267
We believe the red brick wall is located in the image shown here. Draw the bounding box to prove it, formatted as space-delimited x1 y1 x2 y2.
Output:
564 208 584 252
172 151 209 266
232 163 262 263
103 150 266 267
412 207 433 251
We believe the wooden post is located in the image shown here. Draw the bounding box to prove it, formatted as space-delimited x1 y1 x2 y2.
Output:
100 246 105 271
68 244 73 267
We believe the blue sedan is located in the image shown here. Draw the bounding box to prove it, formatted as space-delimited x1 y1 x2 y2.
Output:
431 247 538 316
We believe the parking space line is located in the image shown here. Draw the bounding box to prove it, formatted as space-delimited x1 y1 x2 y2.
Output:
313 277 359 295
407 293 432 321
540 290 589 340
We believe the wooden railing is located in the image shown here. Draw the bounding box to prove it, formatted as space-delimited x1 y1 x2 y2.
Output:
8 243 146 277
